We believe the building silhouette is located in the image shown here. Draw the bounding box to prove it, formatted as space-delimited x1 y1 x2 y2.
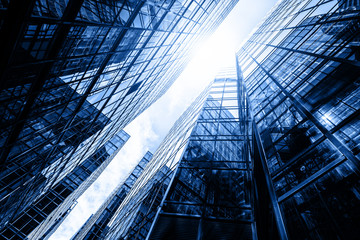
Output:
0 0 238 237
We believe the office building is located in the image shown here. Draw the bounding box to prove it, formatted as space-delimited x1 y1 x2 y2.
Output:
0 77 112 228
0 0 238 232
2 0 359 239
102 70 259 239
72 151 153 240
236 0 360 238
0 130 129 240
105 163 173 240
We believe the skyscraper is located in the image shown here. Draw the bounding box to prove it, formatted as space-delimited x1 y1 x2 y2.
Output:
0 130 129 240
72 151 153 240
0 0 238 233
0 78 112 228
2 0 359 239
100 70 260 240
235 0 360 238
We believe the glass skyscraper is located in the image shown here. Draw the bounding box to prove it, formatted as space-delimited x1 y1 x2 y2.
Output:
72 151 153 240
0 130 129 240
0 78 112 228
1 0 359 239
99 70 258 240
236 0 360 239
0 0 238 236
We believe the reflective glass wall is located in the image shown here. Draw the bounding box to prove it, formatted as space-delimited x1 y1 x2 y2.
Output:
104 70 259 240
0 131 129 240
147 72 255 240
0 0 238 230
104 80 211 240
236 0 360 239
72 151 153 240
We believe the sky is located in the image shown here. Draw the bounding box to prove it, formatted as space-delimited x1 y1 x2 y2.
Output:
50 0 278 239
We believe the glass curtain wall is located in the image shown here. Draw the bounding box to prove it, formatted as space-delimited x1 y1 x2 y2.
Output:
0 131 129 240
236 0 360 239
72 151 153 240
0 0 238 229
104 82 212 240
147 73 255 240
104 70 258 240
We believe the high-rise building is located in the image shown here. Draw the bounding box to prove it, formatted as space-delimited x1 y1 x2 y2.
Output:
110 166 171 240
0 77 112 228
235 0 360 238
101 70 260 240
0 130 129 240
0 0 238 233
72 151 153 240
2 0 359 239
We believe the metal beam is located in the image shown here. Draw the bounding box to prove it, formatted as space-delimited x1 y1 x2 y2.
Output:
243 47 360 173
278 157 346 202
252 121 289 240
0 0 36 87
0 0 85 166
249 40 360 67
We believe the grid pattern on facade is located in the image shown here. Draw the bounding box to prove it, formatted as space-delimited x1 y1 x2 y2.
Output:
236 0 360 239
0 0 238 231
72 151 153 240
104 83 212 240
103 73 258 240
147 76 255 240
0 131 129 240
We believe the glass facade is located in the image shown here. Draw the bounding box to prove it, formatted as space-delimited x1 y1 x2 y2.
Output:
1 0 358 239
72 151 153 240
236 0 360 239
0 130 129 240
0 77 111 227
105 165 172 240
0 0 238 236
147 73 255 240
101 70 258 240
91 11 360 236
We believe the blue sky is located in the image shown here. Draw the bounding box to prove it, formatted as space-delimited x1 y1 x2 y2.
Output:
50 0 278 239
